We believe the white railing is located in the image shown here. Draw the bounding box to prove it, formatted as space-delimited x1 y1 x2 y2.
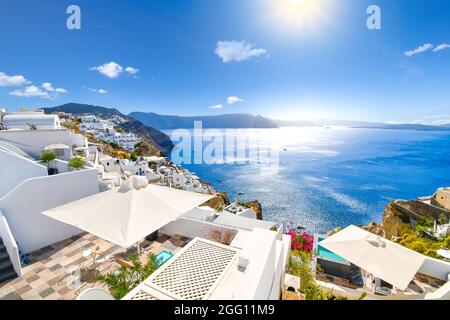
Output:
0 209 22 276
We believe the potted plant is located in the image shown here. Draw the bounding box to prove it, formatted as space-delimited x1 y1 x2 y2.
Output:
68 156 86 171
40 150 57 175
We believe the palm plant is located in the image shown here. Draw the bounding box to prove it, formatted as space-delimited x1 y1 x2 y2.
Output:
68 156 86 170
97 252 158 299
40 150 56 170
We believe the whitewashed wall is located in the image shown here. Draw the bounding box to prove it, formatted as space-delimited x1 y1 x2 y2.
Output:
268 240 285 300
0 168 99 253
419 256 450 281
0 210 22 276
234 228 277 300
160 217 238 240
0 130 87 160
0 148 47 199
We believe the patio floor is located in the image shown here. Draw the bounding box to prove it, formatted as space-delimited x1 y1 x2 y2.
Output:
317 270 445 296
0 232 191 300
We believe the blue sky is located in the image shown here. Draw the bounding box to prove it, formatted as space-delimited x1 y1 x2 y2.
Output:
0 0 449 123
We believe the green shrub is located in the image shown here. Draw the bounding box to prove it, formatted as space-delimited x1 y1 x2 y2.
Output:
288 251 328 300
130 152 138 162
416 215 435 229
438 213 449 225
68 157 86 170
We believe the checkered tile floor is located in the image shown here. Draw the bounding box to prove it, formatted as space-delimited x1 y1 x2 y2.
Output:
0 233 191 300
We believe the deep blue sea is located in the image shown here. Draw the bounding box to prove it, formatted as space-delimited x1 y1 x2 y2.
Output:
165 127 450 234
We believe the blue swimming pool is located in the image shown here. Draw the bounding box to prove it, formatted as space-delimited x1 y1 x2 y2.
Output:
156 250 174 266
317 238 347 264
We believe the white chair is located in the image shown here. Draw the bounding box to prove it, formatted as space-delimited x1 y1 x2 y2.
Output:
76 288 115 300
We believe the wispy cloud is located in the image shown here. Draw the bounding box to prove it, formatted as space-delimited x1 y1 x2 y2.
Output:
10 82 67 99
125 66 139 75
227 96 244 105
404 43 433 57
42 82 67 94
209 104 223 110
434 43 450 52
10 85 50 99
0 72 30 87
411 115 450 126
90 61 139 78
88 88 108 94
215 40 267 63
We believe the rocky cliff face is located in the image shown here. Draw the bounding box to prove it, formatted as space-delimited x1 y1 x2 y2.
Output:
204 192 263 220
244 200 263 220
363 201 412 241
381 201 412 240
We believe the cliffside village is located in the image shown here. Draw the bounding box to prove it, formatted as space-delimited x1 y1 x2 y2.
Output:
0 107 449 301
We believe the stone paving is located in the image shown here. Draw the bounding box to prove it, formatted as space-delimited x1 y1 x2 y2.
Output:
0 233 191 300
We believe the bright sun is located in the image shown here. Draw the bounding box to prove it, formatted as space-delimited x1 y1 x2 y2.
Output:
268 0 332 34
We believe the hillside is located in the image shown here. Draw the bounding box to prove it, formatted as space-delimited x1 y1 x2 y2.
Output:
129 112 278 129
43 103 174 155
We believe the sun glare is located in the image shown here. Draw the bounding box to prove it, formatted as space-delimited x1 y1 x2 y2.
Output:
267 0 333 35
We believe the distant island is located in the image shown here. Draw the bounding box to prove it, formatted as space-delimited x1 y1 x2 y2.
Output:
354 124 450 132
129 112 278 129
273 119 450 132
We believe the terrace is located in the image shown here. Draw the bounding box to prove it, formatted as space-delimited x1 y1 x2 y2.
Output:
0 232 191 300
314 226 450 299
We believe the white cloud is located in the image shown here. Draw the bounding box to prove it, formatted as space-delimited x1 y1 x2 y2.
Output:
42 82 55 91
41 82 68 96
227 96 244 105
90 62 140 78
55 88 67 93
88 88 108 94
9 85 50 99
125 66 139 75
215 40 267 63
434 44 450 52
209 104 223 110
404 43 434 57
90 61 124 78
0 72 29 87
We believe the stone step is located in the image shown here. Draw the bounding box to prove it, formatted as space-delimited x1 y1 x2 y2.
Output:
0 250 9 263
0 269 17 284
0 259 13 273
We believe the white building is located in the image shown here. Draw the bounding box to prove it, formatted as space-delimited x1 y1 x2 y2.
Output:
2 114 61 131
124 228 290 300
0 126 90 161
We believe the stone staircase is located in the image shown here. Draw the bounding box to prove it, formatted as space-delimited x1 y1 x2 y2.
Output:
0 238 17 284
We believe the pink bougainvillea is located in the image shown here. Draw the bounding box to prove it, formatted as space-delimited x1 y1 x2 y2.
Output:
285 221 314 252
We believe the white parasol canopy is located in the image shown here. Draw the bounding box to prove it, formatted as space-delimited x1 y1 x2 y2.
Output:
319 225 426 291
42 176 214 248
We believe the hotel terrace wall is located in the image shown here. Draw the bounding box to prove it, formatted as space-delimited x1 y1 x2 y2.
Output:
0 167 99 254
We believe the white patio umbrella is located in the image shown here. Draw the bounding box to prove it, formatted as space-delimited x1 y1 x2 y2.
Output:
42 176 214 248
319 225 426 291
